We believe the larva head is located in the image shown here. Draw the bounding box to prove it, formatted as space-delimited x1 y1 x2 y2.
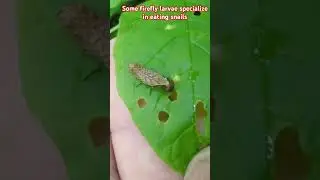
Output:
165 78 175 92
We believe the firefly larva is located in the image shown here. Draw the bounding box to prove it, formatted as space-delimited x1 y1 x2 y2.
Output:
57 3 109 65
128 63 174 92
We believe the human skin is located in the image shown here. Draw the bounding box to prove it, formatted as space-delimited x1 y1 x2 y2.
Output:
109 39 183 180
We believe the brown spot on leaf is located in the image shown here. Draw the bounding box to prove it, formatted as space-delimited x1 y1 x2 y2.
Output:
158 111 169 122
168 90 177 101
195 101 207 135
137 98 147 108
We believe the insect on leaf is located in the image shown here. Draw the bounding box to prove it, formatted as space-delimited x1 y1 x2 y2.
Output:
128 63 174 91
114 0 210 174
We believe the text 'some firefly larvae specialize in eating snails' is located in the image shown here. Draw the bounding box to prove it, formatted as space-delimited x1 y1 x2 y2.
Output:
128 63 174 92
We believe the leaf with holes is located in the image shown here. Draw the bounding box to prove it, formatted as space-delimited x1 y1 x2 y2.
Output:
114 0 210 173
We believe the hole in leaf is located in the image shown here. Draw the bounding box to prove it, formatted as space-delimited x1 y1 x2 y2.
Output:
273 126 310 180
168 90 177 101
195 101 207 135
158 111 169 122
88 116 108 147
193 11 201 16
137 98 147 108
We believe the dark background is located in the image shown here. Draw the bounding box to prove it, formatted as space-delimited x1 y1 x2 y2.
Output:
0 0 68 179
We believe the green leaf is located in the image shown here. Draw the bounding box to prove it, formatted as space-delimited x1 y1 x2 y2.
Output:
110 0 125 17
114 0 210 173
17 1 108 180
110 0 122 9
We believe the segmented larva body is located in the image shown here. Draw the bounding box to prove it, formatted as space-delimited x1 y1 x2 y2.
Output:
57 3 109 65
128 64 174 92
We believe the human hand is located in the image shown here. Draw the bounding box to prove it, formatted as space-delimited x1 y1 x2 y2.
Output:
109 38 184 180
